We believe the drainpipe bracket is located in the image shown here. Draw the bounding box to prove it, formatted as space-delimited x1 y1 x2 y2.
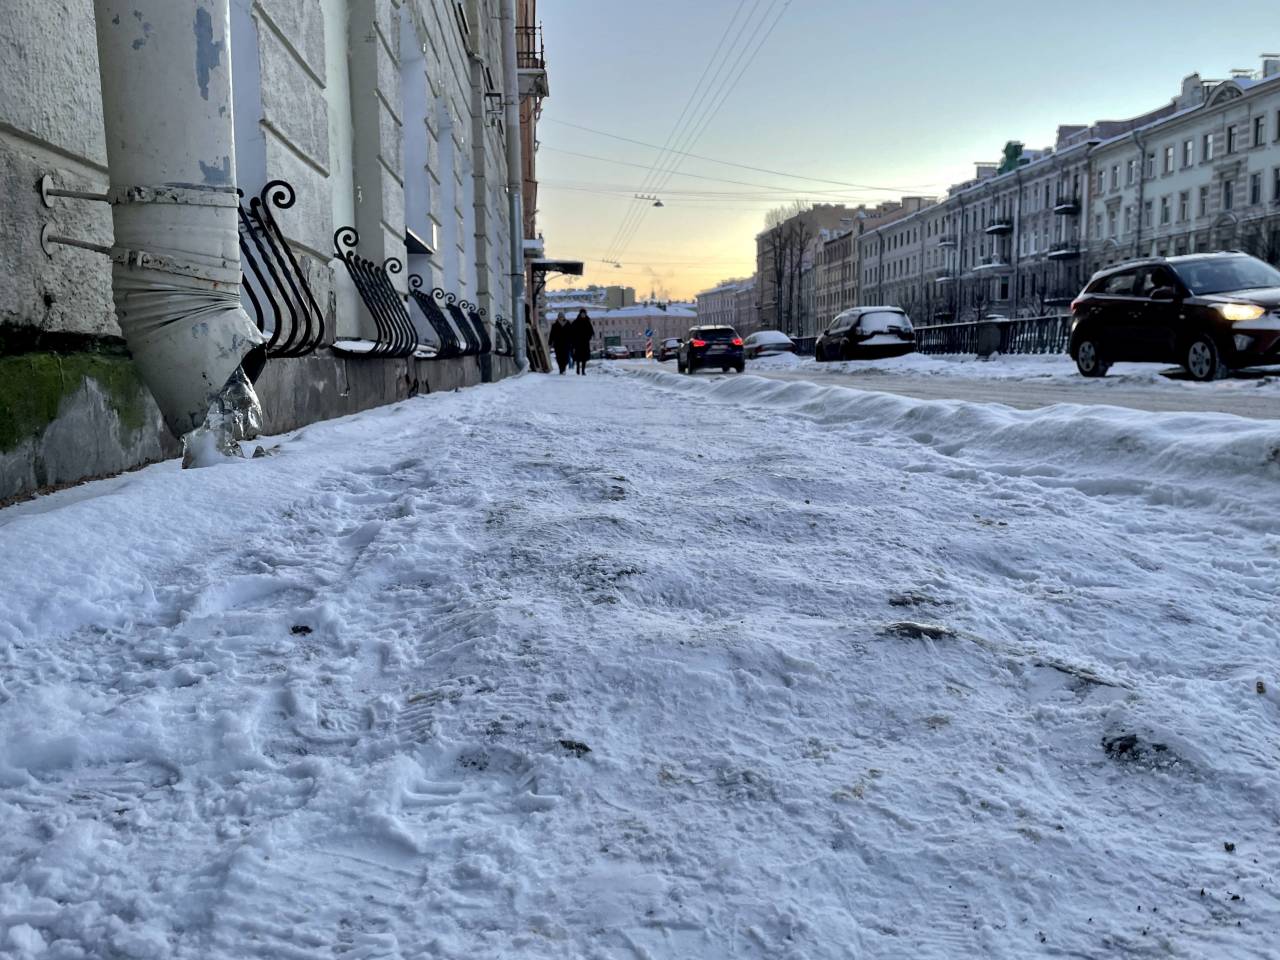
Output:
109 245 241 284
110 184 240 209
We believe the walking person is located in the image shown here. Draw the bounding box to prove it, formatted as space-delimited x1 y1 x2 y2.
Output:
549 312 571 375
571 309 594 375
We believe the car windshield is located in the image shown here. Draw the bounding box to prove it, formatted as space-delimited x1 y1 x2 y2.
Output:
857 311 910 333
1171 257 1280 295
694 328 737 341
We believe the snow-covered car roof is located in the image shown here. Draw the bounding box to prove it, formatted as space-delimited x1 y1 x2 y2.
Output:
748 330 794 343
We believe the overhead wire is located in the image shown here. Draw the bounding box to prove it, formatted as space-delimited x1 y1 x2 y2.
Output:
609 0 793 263
544 116 939 192
599 0 755 264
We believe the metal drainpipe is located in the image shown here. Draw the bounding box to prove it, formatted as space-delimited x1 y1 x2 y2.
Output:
500 0 528 369
92 0 264 457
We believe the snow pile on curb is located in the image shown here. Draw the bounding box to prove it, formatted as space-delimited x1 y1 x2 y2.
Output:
747 351 1280 391
626 366 1280 510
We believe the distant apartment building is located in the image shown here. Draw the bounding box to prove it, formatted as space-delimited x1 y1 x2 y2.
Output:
544 284 635 318
1086 63 1280 269
815 198 935 328
851 60 1280 324
544 297 695 355
754 204 862 332
696 278 754 331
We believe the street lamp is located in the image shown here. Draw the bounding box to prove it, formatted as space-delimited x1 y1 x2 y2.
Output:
634 194 664 207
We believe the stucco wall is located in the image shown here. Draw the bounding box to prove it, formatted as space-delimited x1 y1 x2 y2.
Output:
0 0 115 338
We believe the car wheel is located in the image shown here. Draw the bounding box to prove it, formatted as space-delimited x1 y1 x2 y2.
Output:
734 362 744 373
1185 333 1226 382
1075 338 1110 377
677 357 685 373
686 361 696 375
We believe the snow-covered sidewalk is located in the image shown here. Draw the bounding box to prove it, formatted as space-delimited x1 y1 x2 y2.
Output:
2 368 1279 958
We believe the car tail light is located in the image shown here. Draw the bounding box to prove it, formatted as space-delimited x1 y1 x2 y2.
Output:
731 338 743 346
691 339 707 347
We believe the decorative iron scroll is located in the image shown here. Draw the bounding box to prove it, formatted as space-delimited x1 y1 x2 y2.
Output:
237 180 326 357
407 275 465 359
333 226 417 358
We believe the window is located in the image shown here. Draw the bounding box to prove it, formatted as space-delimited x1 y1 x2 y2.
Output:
1203 133 1215 161
1227 126 1237 154
1199 185 1210 216
1178 191 1189 222
1123 205 1134 233
1126 158 1137 185
1274 167 1280 203
1172 256 1280 294
1142 201 1153 228
1255 116 1266 147
1160 196 1171 225
1183 138 1194 168
1108 209 1118 237
1251 172 1262 206
1098 271 1136 296
1163 145 1174 174
1145 152 1156 178
1094 213 1103 237
1110 165 1120 190
1223 179 1235 210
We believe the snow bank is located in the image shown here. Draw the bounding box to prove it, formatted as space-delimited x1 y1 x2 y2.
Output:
748 350 1280 392
625 366 1280 525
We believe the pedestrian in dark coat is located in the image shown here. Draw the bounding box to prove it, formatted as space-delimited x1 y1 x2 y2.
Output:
571 309 594 375
549 313 571 374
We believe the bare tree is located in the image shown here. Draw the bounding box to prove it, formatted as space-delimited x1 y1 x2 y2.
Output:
762 201 812 334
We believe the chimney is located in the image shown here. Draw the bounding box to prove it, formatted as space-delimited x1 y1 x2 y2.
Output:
1263 55 1280 78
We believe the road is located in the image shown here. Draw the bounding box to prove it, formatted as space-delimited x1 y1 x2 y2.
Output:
632 361 1280 420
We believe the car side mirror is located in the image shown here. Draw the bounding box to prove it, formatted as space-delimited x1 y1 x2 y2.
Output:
1150 286 1179 301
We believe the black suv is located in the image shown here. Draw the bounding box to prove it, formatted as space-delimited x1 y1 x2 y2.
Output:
678 325 745 374
1070 252 1280 380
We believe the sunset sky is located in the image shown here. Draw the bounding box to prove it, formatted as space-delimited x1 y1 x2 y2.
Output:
534 0 1277 300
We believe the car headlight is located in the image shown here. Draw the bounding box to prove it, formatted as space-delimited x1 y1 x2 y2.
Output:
1216 303 1266 322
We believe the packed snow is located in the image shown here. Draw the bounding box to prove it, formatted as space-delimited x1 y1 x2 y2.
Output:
2 366 1279 958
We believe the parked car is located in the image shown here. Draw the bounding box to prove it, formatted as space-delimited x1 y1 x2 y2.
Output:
742 330 797 359
678 325 745 374
1069 252 1280 380
604 344 631 360
815 307 916 361
656 337 682 362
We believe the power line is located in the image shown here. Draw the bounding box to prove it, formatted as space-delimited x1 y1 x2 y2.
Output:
601 0 756 264
612 0 792 263
599 0 753 263
542 146 929 197
544 117 936 192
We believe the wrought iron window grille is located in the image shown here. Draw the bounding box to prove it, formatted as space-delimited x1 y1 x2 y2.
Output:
333 226 419 358
237 180 326 358
407 276 465 359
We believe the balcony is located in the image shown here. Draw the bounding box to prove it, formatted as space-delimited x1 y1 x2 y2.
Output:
937 233 958 247
516 24 549 98
969 257 1012 274
1047 243 1081 260
1053 196 1081 215
985 218 1013 236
